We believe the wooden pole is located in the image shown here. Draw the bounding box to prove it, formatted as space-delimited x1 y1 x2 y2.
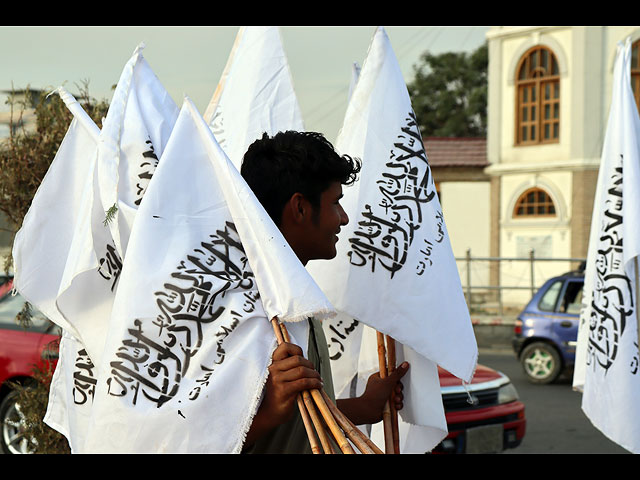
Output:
309 389 355 454
385 335 400 454
297 394 322 454
277 321 334 453
320 389 383 454
272 318 366 454
633 257 640 366
274 319 332 453
376 331 395 454
270 318 324 454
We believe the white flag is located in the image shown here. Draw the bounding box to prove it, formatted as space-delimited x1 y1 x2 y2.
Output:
348 62 361 102
11 87 103 452
53 44 178 367
11 89 99 340
97 43 179 259
357 324 448 452
572 37 640 453
44 330 97 452
203 26 304 168
309 26 477 382
307 26 477 451
81 97 334 453
44 46 178 451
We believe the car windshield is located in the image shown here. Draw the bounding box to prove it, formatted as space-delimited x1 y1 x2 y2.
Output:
0 293 52 333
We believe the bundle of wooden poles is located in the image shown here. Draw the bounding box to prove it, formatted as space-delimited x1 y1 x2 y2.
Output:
270 317 400 454
377 331 401 454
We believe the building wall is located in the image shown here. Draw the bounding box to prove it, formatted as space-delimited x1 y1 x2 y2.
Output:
442 180 491 258
431 163 491 295
440 179 491 287
499 170 574 303
486 26 640 306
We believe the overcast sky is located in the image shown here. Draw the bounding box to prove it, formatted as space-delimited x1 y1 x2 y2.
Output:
0 26 489 142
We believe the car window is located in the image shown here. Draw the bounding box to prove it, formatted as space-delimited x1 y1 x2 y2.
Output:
0 293 52 333
538 280 563 312
558 280 584 314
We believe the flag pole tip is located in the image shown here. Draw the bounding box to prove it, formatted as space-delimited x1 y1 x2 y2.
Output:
133 42 146 56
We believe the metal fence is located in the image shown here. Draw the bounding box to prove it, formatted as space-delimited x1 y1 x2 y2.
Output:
456 249 585 316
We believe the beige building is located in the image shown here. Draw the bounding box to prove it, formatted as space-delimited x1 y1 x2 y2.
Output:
431 26 640 308
426 137 492 293
485 26 640 305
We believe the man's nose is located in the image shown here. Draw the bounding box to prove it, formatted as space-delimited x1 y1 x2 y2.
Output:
339 205 349 226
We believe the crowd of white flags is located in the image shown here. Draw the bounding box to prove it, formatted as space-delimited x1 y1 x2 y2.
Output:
12 26 478 453
572 37 640 454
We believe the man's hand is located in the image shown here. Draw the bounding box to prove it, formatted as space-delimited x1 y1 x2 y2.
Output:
337 362 409 426
244 342 323 447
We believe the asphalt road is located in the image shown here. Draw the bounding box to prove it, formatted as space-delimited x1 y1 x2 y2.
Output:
478 348 630 454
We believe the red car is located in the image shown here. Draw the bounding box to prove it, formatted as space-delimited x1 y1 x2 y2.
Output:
0 277 60 454
433 364 526 453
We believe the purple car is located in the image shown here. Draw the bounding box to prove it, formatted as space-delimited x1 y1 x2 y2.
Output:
512 268 584 384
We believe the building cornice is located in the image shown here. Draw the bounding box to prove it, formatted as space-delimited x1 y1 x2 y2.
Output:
484 158 600 176
486 26 569 41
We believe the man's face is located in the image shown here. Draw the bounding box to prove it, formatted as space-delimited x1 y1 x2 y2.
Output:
303 181 349 262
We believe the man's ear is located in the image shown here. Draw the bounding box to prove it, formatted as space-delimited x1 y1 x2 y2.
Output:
288 192 309 224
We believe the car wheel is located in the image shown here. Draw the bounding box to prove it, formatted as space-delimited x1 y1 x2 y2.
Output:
0 389 36 454
520 341 562 384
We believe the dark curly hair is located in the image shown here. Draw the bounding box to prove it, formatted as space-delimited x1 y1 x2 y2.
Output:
241 131 361 226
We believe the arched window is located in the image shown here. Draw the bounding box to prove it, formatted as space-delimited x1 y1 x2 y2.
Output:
513 188 556 218
632 39 640 113
515 46 560 146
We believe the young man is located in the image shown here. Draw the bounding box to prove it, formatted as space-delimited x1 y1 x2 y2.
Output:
240 130 409 453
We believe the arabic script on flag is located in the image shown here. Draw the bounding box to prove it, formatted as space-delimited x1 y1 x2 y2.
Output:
585 160 638 376
105 221 262 408
347 111 441 279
